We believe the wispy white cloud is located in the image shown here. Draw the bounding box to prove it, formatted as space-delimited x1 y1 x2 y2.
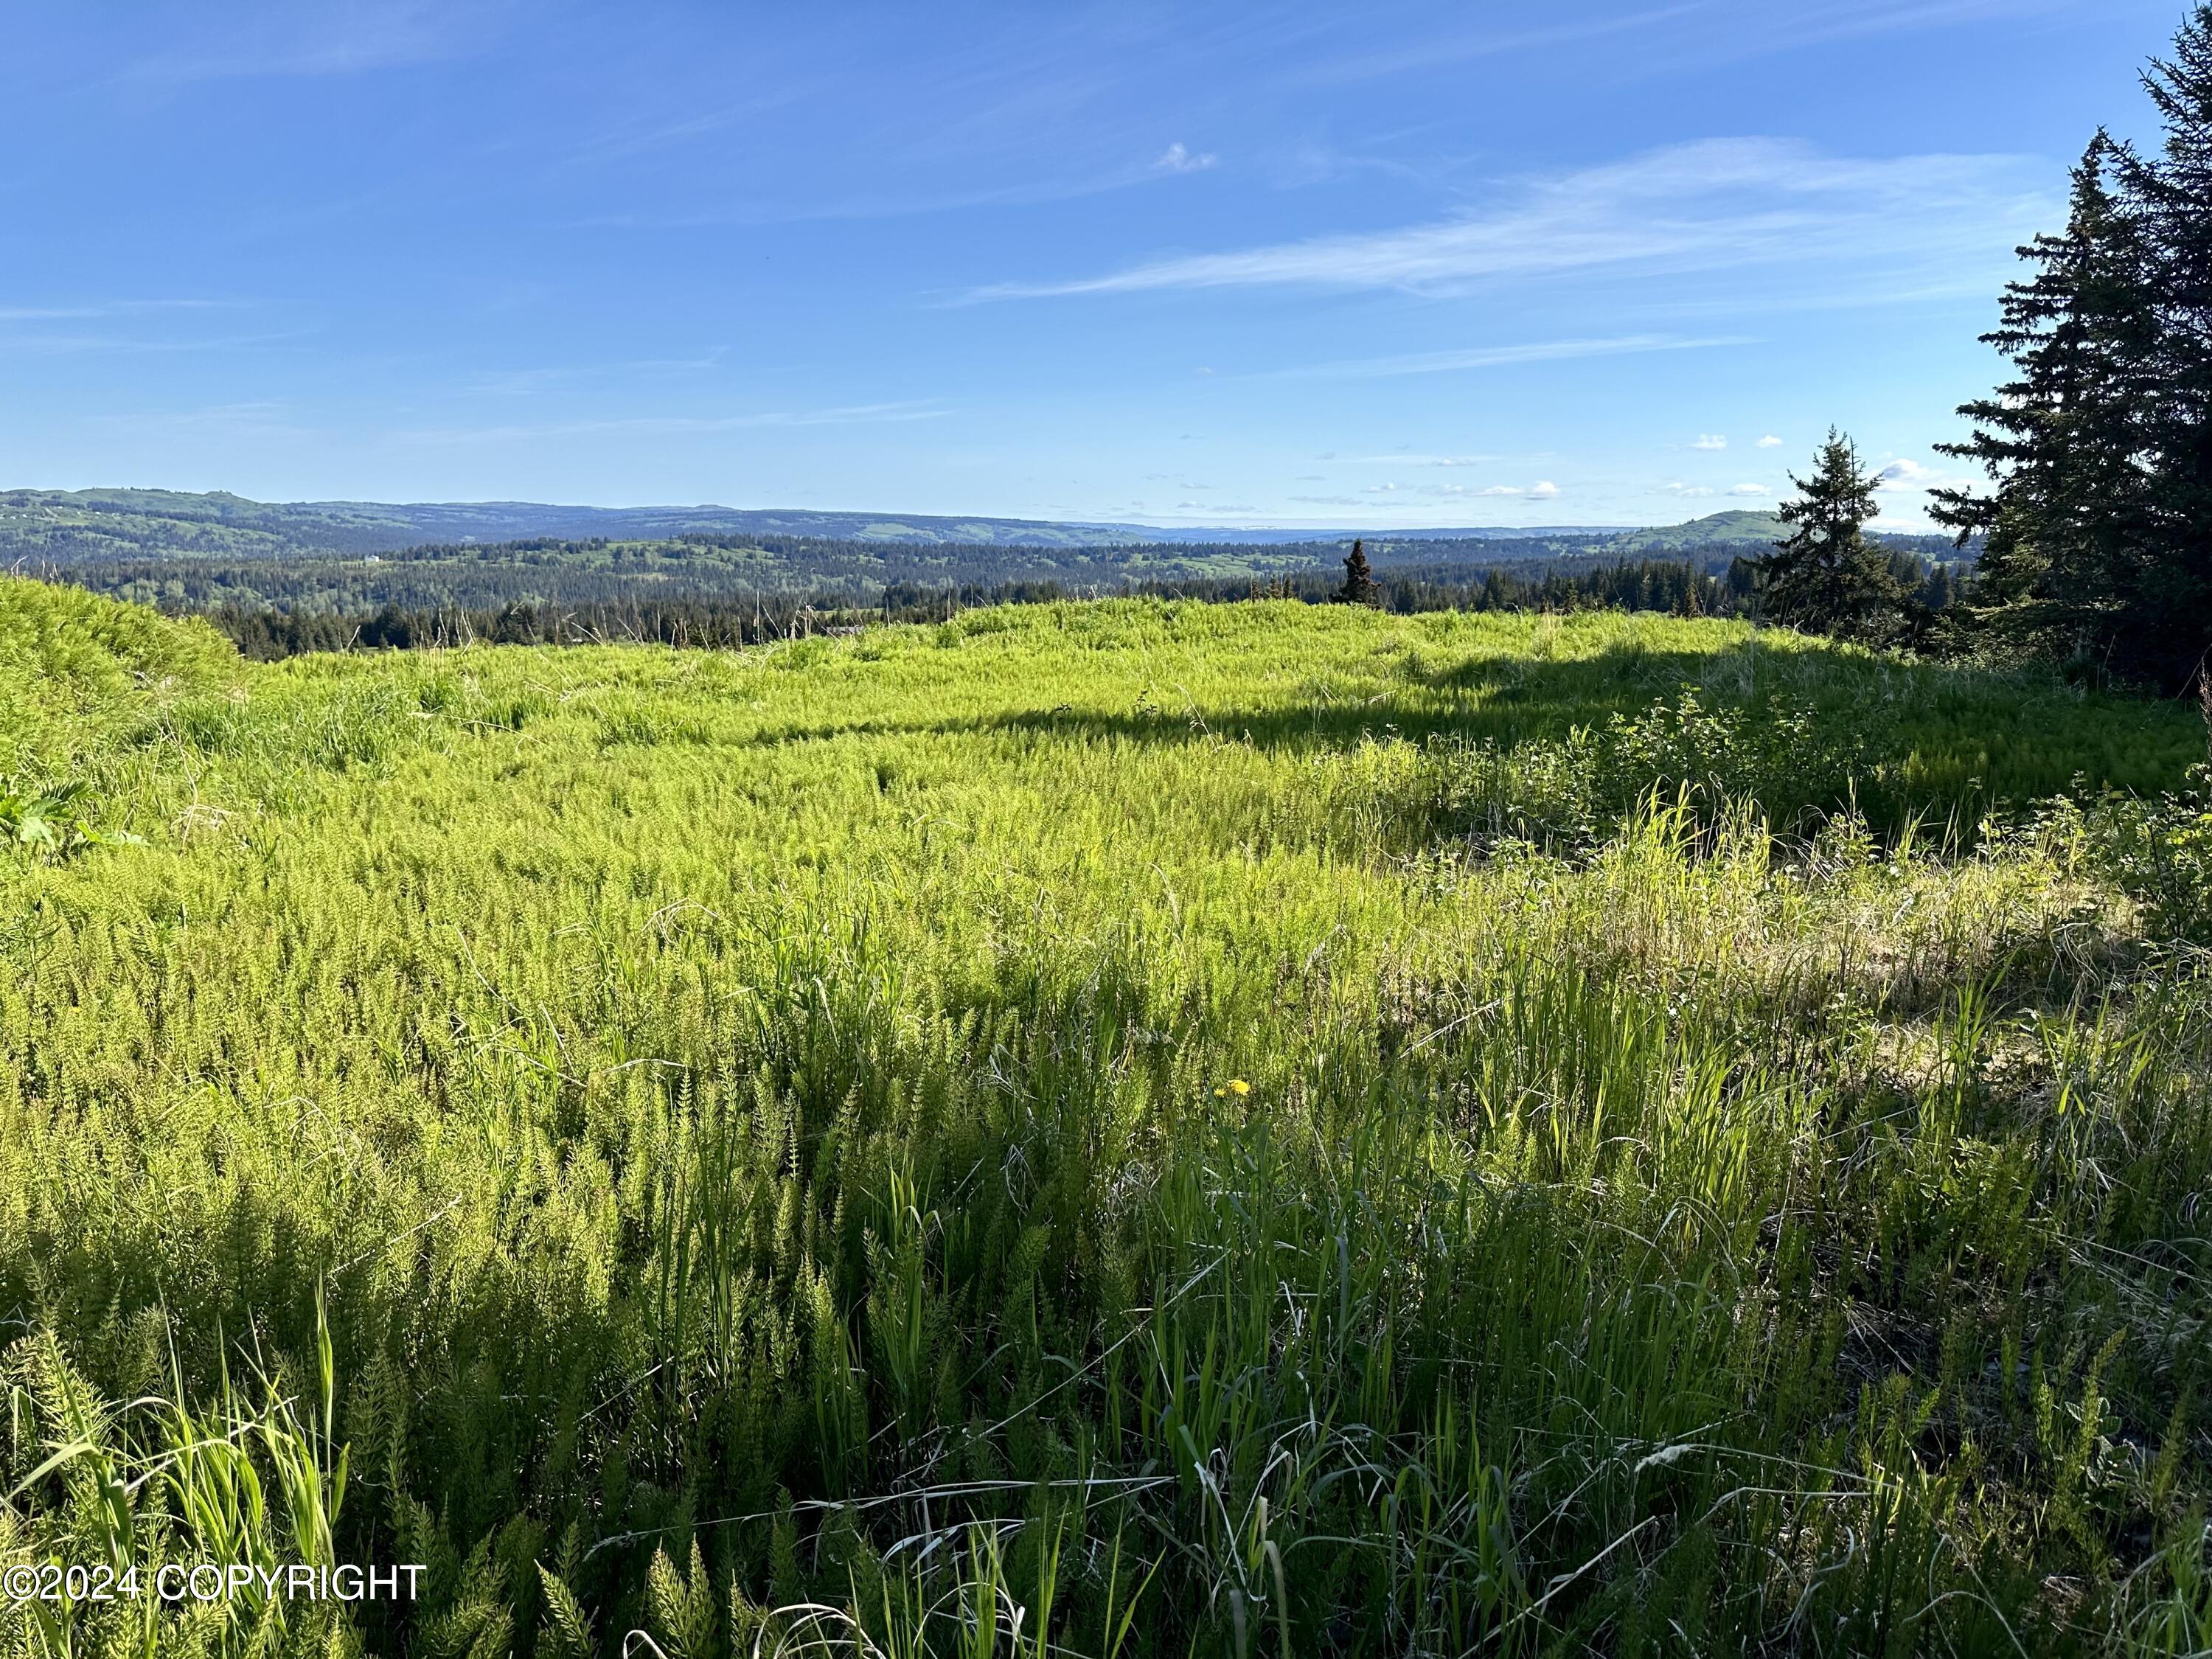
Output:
973 138 2051 303
1692 434 1728 451
1756 434 1784 448
1728 483 1767 495
1354 476 1560 499
1156 142 1217 174
1265 334 1749 381
1343 452 1507 466
394 401 950 444
1297 6 1707 88
460 349 729 398
121 2 489 86
88 400 312 440
1862 458 1983 527
1306 0 2097 94
1875 457 1976 492
560 17 1265 230
1691 0 2096 63
0 298 260 357
0 328 293 357
0 298 240 322
594 159 1200 232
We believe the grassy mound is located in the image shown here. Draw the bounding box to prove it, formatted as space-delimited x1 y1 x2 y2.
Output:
0 574 234 770
2 592 2211 1655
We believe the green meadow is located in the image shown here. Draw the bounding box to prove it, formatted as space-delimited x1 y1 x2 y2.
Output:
8 576 2212 1655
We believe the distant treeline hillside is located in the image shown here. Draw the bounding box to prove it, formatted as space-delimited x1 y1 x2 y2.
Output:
29 518 1972 621
4 486 1962 577
34 535 1321 612
32 532 1596 613
0 487 1191 558
206 547 1970 661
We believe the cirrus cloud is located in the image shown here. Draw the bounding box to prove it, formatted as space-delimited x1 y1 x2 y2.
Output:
971 137 2053 303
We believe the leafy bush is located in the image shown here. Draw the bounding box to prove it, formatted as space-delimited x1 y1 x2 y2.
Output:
2088 765 2212 942
1416 685 1902 850
1599 684 1893 823
0 779 139 858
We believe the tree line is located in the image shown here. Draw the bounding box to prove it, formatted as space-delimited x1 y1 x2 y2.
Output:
1742 7 2212 691
35 515 1961 622
205 549 1970 661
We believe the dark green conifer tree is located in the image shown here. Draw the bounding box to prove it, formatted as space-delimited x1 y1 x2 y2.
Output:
2124 8 2212 684
1756 431 1908 644
1338 538 1378 605
1933 132 2166 675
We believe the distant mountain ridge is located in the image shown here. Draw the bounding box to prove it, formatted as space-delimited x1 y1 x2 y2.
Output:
0 489 1166 559
0 487 1833 564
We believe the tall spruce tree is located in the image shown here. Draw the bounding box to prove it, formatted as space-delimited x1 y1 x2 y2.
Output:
2124 7 2212 686
1338 538 1378 605
1932 132 2166 675
1756 430 1909 643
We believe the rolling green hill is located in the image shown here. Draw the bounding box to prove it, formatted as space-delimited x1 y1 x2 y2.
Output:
1613 509 1789 550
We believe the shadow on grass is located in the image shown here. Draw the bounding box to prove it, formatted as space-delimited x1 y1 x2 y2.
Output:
737 636 2200 818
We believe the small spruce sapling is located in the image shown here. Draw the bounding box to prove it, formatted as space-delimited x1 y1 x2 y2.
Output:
1339 539 1379 606
1756 430 1910 644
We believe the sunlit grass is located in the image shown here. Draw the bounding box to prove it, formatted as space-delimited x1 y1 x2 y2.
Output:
4 581 2211 1655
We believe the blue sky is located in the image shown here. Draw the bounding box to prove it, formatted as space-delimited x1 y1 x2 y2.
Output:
0 1 2191 529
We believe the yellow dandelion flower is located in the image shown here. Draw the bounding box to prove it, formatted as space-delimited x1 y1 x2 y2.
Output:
1228 1079 1251 1096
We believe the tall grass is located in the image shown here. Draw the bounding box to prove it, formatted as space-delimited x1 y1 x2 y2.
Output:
3 580 2211 1654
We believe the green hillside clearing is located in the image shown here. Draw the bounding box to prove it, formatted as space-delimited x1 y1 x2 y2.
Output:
3 585 2208 1655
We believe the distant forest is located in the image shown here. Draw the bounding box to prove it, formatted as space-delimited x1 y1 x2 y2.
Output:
22 528 1705 607
181 539 1967 661
17 517 1972 659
